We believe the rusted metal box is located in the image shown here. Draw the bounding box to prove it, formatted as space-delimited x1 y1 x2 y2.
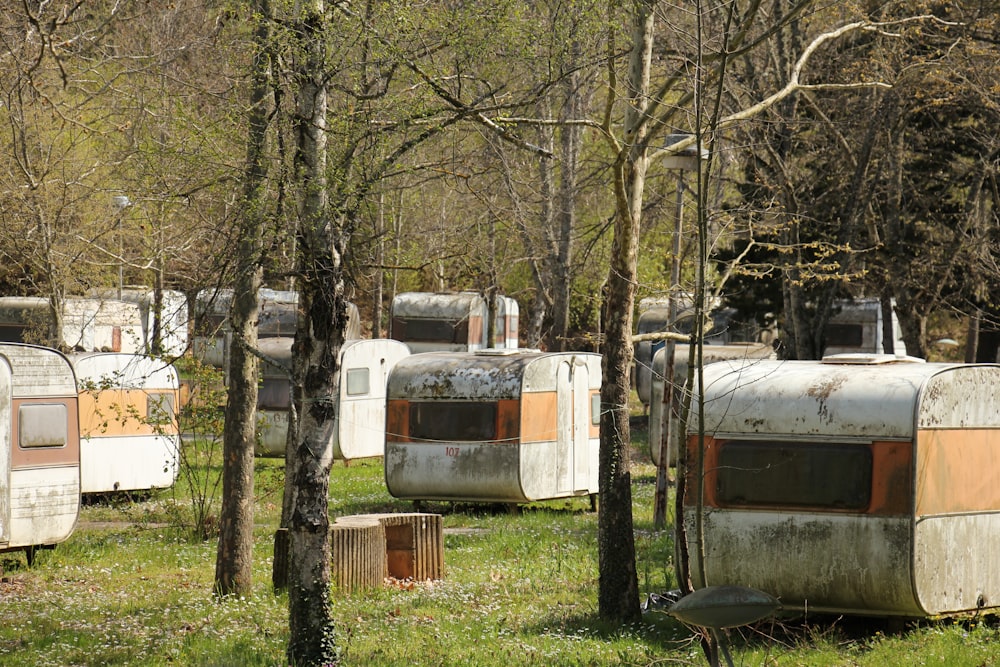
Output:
683 354 1000 617
385 350 600 504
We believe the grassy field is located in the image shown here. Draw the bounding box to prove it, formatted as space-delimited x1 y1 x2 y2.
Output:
2 424 1000 666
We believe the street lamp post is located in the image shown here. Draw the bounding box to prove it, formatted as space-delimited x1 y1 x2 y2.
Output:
653 134 707 528
112 195 131 300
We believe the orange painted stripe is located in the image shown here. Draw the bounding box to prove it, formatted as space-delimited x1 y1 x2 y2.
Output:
78 389 178 438
915 428 1000 516
496 399 520 442
386 399 408 442
520 392 557 443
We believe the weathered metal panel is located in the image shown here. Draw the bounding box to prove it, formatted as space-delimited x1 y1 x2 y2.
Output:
690 358 940 439
8 466 79 549
650 344 775 466
918 366 1000 429
385 440 526 501
913 513 1000 615
387 351 530 400
0 343 77 397
687 510 921 616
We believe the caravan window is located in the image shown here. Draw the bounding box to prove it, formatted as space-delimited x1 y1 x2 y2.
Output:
393 317 468 344
19 404 68 448
345 368 370 396
716 441 872 511
259 378 291 410
147 392 176 425
825 324 864 348
409 401 496 442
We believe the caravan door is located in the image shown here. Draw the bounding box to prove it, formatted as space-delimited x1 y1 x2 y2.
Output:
555 358 593 495
571 360 591 493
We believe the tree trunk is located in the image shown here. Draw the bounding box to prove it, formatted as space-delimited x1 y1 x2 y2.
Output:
214 0 272 599
597 0 653 624
550 68 587 352
285 2 340 663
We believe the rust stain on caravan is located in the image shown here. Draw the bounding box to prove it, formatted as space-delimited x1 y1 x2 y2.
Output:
805 372 849 424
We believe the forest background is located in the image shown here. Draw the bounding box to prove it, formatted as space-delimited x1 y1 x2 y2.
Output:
2 0 999 664
4 0 998 362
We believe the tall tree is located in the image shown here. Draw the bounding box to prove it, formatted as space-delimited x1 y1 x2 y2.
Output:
214 0 275 599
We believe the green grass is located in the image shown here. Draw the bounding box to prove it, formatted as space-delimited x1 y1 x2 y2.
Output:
2 430 1000 666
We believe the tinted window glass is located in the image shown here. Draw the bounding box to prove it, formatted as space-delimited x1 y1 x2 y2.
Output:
394 318 468 343
409 401 496 441
717 441 872 510
825 324 864 347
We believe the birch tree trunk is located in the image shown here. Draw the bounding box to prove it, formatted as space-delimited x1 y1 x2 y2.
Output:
286 1 341 663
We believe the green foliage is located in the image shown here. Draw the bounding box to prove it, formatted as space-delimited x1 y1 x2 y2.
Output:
168 356 227 542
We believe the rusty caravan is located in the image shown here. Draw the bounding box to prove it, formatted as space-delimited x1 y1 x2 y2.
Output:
255 337 410 458
69 353 180 495
0 343 80 560
384 350 600 505
683 354 1000 618
0 296 144 354
389 291 519 354
647 342 775 467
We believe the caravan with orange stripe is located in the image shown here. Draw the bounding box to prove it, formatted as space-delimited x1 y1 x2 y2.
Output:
70 353 180 495
683 354 1000 618
384 350 600 506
